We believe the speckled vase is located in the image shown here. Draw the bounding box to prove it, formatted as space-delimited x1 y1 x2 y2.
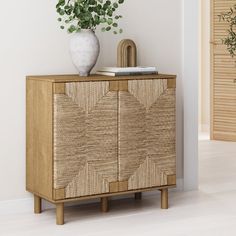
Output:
69 29 100 76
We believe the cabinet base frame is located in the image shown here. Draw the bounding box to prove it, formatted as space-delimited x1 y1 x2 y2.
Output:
32 185 174 225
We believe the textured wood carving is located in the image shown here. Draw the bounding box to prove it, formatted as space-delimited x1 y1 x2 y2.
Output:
118 79 176 190
54 81 118 198
117 39 137 67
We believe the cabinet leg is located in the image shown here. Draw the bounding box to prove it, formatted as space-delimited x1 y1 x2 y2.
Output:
34 195 42 214
56 203 64 225
101 197 109 213
161 189 168 209
135 192 142 200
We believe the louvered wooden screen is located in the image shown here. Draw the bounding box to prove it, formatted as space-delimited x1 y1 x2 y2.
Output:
211 0 236 141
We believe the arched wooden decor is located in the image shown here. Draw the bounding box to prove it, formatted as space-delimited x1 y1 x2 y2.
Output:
117 39 137 67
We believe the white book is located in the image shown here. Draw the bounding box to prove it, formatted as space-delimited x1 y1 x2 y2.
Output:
96 71 158 77
98 66 157 73
96 71 117 76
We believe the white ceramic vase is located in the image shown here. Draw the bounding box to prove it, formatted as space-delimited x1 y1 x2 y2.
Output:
69 29 100 76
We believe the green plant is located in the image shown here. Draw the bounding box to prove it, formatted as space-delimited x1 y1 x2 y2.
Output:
219 5 236 57
56 0 124 34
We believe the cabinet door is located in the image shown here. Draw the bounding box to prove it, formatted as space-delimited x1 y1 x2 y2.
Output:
118 79 176 191
53 81 118 199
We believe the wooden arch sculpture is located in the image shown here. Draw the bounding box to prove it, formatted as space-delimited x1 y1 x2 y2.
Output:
117 39 137 67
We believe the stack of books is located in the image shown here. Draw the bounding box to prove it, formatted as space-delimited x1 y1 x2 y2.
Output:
96 67 158 77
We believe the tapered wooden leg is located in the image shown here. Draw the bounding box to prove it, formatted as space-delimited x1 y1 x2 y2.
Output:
101 197 109 213
161 189 168 209
56 203 64 225
34 195 42 214
135 192 142 200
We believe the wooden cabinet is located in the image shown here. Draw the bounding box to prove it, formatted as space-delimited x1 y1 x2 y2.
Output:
211 0 236 141
26 74 176 225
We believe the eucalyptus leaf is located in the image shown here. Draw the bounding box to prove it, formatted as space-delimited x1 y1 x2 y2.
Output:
56 0 124 34
219 4 236 57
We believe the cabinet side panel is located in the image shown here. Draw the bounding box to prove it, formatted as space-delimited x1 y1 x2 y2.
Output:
26 79 53 199
26 80 34 191
118 79 176 190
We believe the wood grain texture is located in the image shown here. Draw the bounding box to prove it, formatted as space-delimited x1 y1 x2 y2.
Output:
56 203 64 225
167 175 176 186
109 181 128 193
117 39 137 71
210 0 214 140
54 82 118 198
53 189 65 200
109 81 119 91
54 83 65 94
34 195 42 214
109 182 119 193
119 81 128 91
26 80 53 199
161 189 168 209
53 185 176 203
117 39 137 67
211 0 236 141
27 74 176 83
101 197 109 213
167 79 176 88
118 79 176 191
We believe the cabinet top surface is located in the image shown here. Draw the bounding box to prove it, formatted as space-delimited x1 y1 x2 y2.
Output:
27 73 176 83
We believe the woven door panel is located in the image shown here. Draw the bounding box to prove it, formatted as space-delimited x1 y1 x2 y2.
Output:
118 80 176 190
54 82 118 198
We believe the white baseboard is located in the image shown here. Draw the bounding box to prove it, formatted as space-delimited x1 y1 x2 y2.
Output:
0 178 184 213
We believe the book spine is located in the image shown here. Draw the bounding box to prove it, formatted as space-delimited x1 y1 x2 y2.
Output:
115 71 158 76
96 71 158 77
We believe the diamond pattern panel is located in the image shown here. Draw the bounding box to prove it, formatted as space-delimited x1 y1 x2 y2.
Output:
119 80 176 190
54 82 118 198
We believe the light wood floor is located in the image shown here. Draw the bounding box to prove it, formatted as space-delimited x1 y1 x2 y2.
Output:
1 133 236 236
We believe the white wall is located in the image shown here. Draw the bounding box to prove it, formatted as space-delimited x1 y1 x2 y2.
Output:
0 0 77 201
200 0 210 132
0 0 199 202
183 0 199 190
